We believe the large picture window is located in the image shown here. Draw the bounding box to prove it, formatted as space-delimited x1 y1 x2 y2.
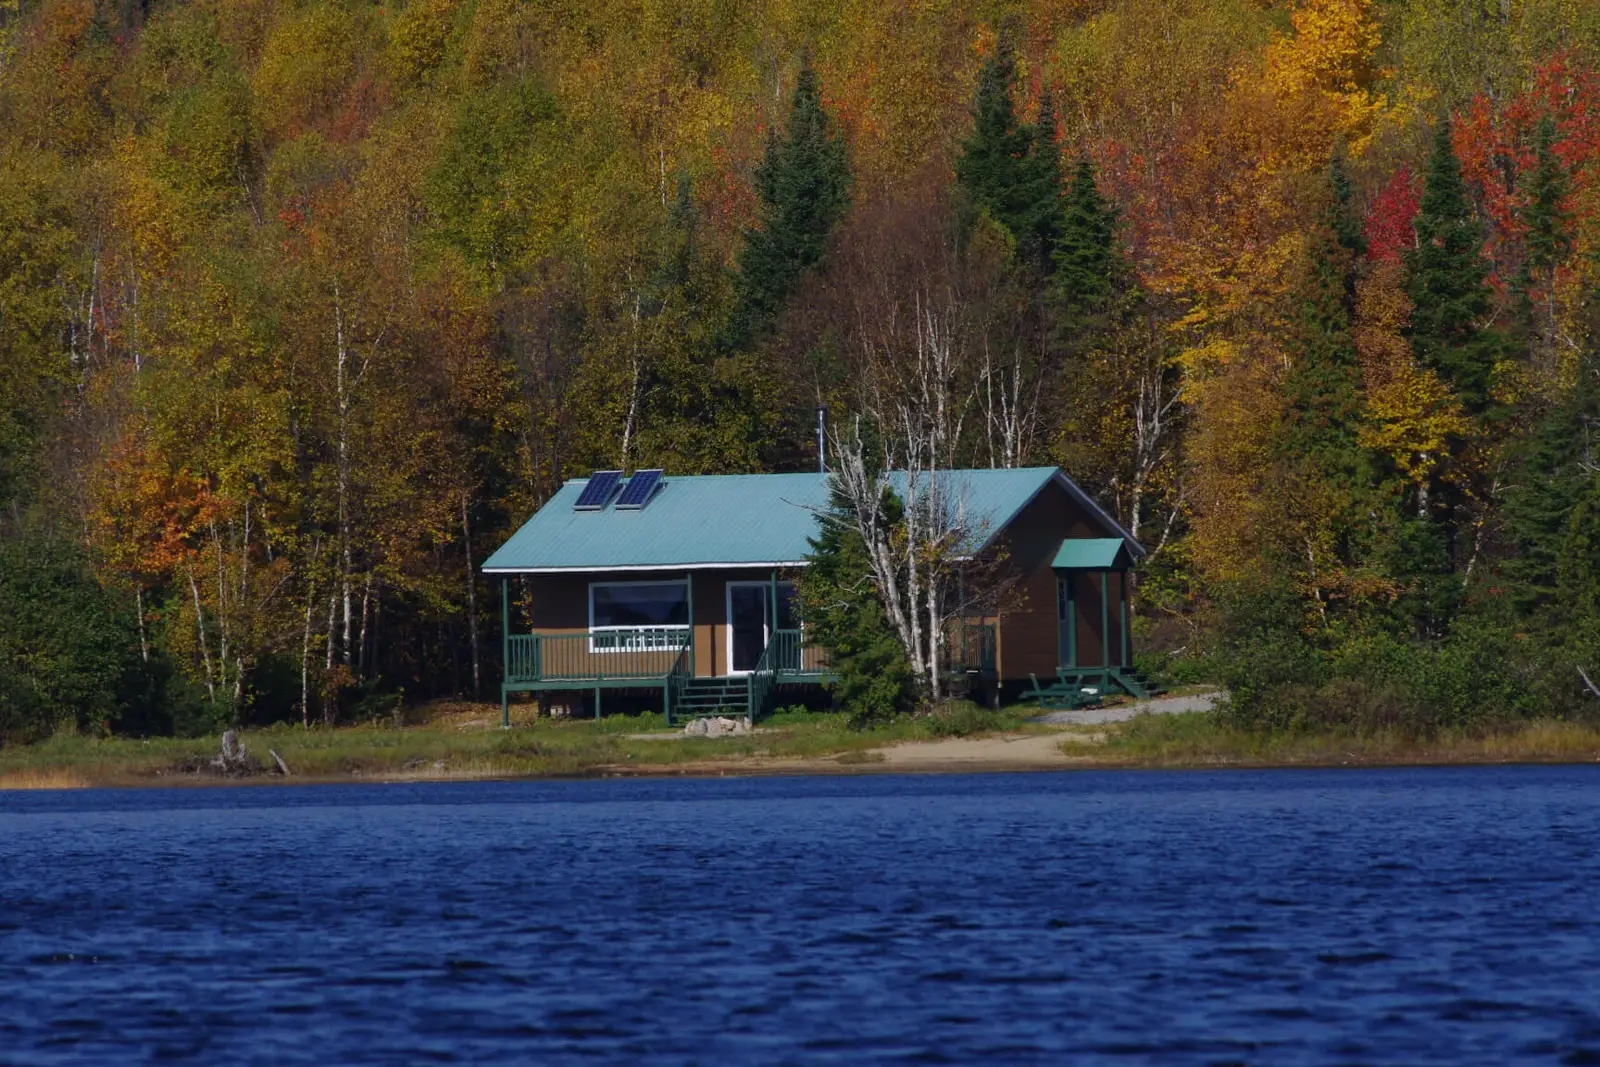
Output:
589 582 690 651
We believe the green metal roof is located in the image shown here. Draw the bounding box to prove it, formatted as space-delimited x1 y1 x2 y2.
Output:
1052 537 1131 570
483 467 1139 573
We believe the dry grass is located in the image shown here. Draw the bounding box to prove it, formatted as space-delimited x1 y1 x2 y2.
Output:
1103 712 1600 767
0 703 1006 786
11 700 1598 788
0 769 95 790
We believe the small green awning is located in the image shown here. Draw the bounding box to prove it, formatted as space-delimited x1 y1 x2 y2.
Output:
1052 538 1131 570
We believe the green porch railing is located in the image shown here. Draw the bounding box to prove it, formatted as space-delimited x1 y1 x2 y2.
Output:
665 641 693 724
506 629 692 683
748 641 776 721
771 629 831 675
943 621 997 674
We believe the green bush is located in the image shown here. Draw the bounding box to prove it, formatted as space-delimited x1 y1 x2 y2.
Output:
922 700 1011 738
0 530 146 744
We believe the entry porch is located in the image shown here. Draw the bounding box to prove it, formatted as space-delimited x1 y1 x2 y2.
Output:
496 570 998 725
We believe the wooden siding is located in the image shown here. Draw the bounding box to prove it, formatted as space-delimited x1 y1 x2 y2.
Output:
992 479 1121 680
519 567 789 679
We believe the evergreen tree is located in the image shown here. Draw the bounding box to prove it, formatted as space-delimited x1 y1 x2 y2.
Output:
1523 115 1573 281
725 62 851 350
1328 145 1367 262
1405 118 1502 416
1052 156 1121 334
1501 344 1600 612
955 44 1061 269
1281 156 1367 477
1514 115 1573 363
1273 156 1381 624
1550 479 1600 667
797 482 917 725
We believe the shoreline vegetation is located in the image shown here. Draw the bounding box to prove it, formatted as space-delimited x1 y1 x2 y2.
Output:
5 701 1600 791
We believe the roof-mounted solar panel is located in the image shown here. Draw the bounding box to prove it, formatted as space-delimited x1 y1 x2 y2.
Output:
614 469 664 510
573 470 623 511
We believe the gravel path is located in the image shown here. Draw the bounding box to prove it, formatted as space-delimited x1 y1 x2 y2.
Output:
1031 689 1223 726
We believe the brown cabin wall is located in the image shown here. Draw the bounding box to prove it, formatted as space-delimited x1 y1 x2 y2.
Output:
516 567 788 679
991 480 1123 680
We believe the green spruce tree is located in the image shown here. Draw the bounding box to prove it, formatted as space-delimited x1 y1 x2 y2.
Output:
1502 342 1600 613
725 62 851 350
1274 155 1384 624
1051 156 1122 338
1328 143 1367 261
797 481 917 725
1406 118 1502 416
1281 154 1367 478
1514 115 1573 366
955 44 1062 269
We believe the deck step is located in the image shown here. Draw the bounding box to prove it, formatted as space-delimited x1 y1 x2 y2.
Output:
672 676 757 720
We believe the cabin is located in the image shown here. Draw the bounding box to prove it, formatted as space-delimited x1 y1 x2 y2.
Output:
482 466 1151 725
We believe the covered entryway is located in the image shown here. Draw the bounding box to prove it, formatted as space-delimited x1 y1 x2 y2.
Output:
1052 538 1133 670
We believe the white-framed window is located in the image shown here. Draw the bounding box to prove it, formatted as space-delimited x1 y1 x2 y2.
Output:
588 581 690 652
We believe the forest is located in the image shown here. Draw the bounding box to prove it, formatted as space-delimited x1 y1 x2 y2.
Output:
3 0 1600 741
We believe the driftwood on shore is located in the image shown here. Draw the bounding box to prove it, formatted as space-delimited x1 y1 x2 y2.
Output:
209 731 254 777
268 748 291 776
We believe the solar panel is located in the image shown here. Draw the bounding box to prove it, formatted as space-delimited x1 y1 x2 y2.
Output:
573 470 622 511
614 469 664 510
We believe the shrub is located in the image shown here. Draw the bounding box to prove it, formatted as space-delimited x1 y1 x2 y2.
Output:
0 530 146 744
922 700 1011 738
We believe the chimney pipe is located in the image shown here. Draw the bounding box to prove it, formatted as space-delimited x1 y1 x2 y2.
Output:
816 406 828 474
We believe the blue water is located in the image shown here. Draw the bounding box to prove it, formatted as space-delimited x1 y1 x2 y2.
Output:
3 768 1600 1064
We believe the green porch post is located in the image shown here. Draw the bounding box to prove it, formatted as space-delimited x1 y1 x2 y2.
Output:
770 569 778 645
1101 571 1111 670
686 573 695 676
1067 576 1077 669
1120 570 1130 668
500 578 510 729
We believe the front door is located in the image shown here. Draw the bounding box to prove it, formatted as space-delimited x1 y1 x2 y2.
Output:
727 584 769 674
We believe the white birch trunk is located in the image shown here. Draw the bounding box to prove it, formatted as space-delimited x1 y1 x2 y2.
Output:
462 494 481 696
189 570 217 703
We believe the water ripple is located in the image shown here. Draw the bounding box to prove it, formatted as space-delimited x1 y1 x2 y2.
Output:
4 767 1600 1063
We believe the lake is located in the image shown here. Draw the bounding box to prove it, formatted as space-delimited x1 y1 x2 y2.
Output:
3 767 1600 1064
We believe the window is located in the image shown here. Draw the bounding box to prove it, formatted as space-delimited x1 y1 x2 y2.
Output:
589 582 689 652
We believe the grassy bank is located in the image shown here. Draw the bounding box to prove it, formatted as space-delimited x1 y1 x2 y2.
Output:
7 701 1600 789
1103 711 1600 767
0 703 1039 788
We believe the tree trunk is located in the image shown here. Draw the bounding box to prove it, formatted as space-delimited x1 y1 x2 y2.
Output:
325 594 337 670
334 280 354 668
189 570 217 703
300 583 316 729
357 573 372 678
135 585 149 663
462 494 481 696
